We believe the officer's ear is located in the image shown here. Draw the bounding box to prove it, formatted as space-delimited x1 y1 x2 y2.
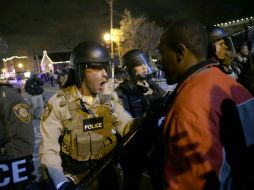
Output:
175 43 186 64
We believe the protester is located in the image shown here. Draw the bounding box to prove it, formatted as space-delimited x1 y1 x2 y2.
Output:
39 41 134 190
157 19 254 190
25 73 44 119
115 49 165 190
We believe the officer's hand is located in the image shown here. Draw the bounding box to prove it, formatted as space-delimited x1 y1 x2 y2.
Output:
58 181 80 190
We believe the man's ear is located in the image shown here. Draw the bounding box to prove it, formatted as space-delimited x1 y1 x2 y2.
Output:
175 43 186 64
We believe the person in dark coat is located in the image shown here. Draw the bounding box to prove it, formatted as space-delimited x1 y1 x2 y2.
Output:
25 73 44 119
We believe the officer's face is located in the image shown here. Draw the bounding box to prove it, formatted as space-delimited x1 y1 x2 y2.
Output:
133 64 147 78
215 39 228 60
240 45 249 57
82 68 108 95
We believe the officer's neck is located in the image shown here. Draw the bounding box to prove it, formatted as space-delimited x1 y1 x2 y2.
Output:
77 88 94 105
78 85 92 96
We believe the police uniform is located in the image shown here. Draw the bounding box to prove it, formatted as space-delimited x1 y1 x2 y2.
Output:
0 84 33 158
39 85 134 188
0 83 34 189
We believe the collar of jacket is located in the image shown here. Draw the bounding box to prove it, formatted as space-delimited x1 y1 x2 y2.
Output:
117 80 142 95
168 60 219 100
178 59 219 86
62 85 101 105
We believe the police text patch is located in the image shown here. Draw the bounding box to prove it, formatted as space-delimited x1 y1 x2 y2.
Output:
83 117 103 131
0 155 33 187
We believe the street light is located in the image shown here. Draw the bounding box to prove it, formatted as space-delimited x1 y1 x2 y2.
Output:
104 33 111 42
18 63 23 68
103 32 111 49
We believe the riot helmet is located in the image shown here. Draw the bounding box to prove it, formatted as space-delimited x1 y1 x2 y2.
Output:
206 26 228 42
206 26 235 61
65 41 111 88
121 49 158 80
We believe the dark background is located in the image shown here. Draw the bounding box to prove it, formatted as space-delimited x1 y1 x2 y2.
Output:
0 0 253 56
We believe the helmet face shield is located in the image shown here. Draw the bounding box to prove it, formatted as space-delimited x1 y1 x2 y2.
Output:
80 62 111 72
141 54 158 75
122 49 158 79
224 36 236 57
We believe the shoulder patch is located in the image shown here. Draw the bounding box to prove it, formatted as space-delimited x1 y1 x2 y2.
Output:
42 103 53 121
13 103 32 124
118 98 124 106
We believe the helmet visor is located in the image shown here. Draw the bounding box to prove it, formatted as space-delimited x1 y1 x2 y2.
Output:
224 36 236 57
84 62 111 71
132 53 158 75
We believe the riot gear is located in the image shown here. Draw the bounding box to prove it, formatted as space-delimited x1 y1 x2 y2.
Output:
67 41 111 88
206 26 235 61
122 49 158 79
206 26 228 42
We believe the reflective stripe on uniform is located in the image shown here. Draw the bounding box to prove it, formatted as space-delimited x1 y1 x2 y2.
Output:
237 98 254 147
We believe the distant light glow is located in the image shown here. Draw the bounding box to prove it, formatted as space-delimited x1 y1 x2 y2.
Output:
104 33 111 42
53 61 70 64
18 63 23 68
215 16 253 28
3 56 27 62
24 72 31 78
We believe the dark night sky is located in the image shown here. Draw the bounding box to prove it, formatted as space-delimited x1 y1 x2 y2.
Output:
0 0 253 56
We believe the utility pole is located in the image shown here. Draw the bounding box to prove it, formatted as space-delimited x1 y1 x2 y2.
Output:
105 0 114 58
109 0 113 58
106 0 114 90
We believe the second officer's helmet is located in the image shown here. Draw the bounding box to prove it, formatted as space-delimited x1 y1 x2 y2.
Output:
66 41 111 87
122 49 158 79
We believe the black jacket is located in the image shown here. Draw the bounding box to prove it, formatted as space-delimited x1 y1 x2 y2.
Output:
25 76 44 95
115 79 165 118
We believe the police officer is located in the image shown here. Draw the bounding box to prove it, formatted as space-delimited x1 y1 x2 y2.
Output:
234 41 251 85
116 49 165 118
115 49 166 190
39 41 134 190
206 26 238 79
0 82 35 189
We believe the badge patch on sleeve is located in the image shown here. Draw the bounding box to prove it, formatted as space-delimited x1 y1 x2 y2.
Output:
42 103 53 121
13 104 32 124
83 117 103 131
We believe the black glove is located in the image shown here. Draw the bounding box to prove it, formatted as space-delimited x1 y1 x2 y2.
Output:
58 181 80 190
